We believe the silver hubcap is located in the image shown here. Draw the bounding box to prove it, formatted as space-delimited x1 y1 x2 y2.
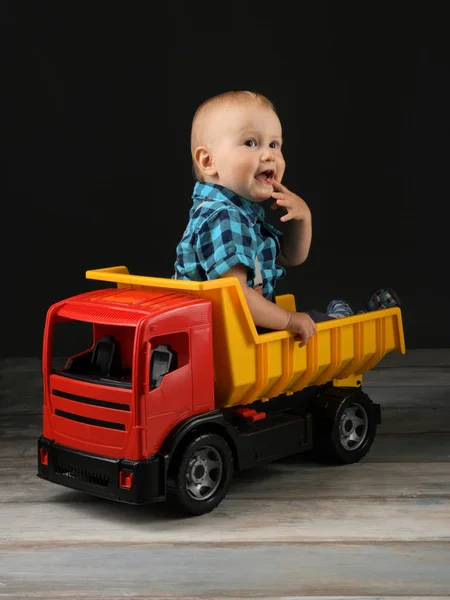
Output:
339 402 369 451
186 446 223 501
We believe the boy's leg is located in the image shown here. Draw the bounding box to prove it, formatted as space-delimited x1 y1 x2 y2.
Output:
256 289 401 334
362 288 402 312
325 299 354 319
256 307 340 332
304 308 335 323
254 296 331 332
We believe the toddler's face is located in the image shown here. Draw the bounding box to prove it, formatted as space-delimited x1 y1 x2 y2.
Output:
206 103 286 203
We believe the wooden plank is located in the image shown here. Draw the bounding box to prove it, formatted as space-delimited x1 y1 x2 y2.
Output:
1 404 450 451
1 543 450 596
4 433 450 464
2 360 450 424
0 442 37 462
5 382 450 417
3 386 449 419
230 461 450 499
2 351 449 416
364 432 450 462
4 433 450 467
379 407 450 433
3 382 450 424
2 461 450 504
365 386 450 408
0 358 43 415
0 597 447 600
377 348 450 368
0 596 448 600
2 407 449 442
0 415 41 440
1 498 449 544
5 384 450 417
363 366 450 387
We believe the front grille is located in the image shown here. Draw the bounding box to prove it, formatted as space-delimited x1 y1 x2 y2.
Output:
55 409 126 430
55 461 110 487
52 389 130 411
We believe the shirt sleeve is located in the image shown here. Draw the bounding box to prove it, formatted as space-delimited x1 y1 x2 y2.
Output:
195 207 257 281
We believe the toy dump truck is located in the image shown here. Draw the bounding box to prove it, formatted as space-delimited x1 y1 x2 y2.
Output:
37 266 406 515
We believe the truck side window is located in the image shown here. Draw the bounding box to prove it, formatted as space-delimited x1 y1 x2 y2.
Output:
150 344 178 390
148 332 189 391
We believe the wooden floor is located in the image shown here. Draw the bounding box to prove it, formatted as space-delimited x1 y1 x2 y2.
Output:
1 349 449 599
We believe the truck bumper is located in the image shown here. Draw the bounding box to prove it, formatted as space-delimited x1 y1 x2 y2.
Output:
37 437 167 504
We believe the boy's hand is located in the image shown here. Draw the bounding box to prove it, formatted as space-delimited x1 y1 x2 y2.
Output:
271 180 311 223
285 312 316 347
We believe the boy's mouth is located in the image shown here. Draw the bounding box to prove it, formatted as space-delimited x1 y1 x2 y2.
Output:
255 169 275 185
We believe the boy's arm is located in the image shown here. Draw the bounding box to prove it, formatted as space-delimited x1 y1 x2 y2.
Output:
271 181 312 267
222 265 317 345
222 265 291 330
278 213 312 267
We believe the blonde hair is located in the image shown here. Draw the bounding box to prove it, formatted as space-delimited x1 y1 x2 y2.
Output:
191 90 277 181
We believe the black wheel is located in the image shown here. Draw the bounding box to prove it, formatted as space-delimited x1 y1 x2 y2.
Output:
312 388 380 464
166 433 234 516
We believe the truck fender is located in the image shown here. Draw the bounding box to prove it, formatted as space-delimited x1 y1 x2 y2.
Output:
159 410 240 475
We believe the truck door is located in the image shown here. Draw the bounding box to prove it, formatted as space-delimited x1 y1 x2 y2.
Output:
144 331 193 455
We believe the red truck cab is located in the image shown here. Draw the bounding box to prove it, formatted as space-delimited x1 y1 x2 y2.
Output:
39 286 216 504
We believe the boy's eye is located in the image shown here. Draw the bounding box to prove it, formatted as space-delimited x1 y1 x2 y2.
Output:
244 139 257 147
269 142 278 149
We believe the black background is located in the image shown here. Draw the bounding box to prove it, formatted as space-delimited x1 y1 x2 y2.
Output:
2 1 449 357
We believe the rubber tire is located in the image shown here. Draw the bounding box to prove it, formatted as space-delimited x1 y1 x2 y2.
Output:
312 390 378 465
166 433 234 516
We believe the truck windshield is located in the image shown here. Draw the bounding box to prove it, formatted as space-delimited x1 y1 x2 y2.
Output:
51 319 135 389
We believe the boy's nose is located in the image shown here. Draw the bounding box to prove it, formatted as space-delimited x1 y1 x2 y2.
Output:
261 147 275 161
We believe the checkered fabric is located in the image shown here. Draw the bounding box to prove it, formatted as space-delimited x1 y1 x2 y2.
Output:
172 182 286 299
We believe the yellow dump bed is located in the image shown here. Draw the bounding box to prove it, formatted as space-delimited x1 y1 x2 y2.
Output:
86 266 406 409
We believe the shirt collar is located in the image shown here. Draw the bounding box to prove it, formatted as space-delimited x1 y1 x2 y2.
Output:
192 182 265 224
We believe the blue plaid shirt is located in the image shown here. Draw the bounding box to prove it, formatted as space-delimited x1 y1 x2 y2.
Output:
173 182 286 299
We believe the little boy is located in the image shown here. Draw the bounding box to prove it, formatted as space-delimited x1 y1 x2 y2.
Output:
173 90 399 346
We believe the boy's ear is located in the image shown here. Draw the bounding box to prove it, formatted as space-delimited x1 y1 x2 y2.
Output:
194 146 217 177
